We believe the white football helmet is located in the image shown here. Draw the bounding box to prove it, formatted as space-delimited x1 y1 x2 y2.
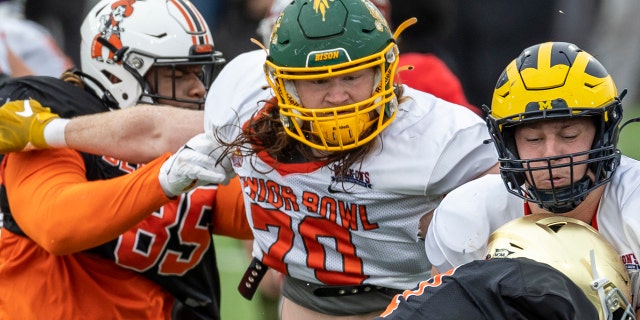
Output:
487 214 635 320
80 0 225 109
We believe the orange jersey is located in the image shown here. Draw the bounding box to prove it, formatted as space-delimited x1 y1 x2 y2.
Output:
2 149 172 253
0 230 175 319
212 176 253 239
0 148 174 318
0 147 250 318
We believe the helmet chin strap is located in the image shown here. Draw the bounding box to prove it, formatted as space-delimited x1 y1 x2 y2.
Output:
75 69 120 109
589 250 611 319
529 175 592 214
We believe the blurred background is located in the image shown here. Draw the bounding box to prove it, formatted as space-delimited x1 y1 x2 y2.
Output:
8 0 640 108
2 0 639 319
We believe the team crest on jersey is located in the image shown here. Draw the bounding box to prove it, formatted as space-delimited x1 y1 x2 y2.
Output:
91 0 136 64
231 147 243 168
328 164 372 191
621 253 640 270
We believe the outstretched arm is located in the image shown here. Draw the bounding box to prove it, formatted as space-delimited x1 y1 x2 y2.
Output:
64 105 204 163
4 148 173 254
5 136 227 254
0 99 204 163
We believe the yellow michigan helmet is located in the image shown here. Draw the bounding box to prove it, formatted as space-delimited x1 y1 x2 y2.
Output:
486 214 634 320
485 42 623 213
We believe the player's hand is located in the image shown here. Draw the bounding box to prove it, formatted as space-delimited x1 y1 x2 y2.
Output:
158 133 232 197
0 99 60 153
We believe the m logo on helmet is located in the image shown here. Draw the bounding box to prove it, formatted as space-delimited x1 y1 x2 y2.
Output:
538 100 552 110
525 98 569 112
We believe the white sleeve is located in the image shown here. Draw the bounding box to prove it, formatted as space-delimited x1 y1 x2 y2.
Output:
410 96 497 196
425 174 521 272
608 157 640 309
427 121 497 196
204 49 270 141
620 193 640 310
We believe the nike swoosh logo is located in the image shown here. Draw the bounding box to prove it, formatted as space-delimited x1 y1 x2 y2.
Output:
143 32 167 39
327 185 344 194
15 100 33 117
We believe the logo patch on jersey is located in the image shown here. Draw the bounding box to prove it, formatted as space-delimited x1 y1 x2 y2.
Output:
327 164 372 192
231 147 243 168
621 253 640 270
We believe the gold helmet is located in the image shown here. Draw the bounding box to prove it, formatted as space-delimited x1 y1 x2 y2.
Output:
486 214 634 320
486 42 623 213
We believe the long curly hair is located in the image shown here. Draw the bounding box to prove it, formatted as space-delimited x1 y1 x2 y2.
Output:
60 68 85 88
215 86 405 180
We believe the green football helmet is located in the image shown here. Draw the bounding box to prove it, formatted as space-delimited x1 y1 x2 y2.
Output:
264 0 401 151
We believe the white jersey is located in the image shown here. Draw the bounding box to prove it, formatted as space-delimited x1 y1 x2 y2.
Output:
426 156 640 306
205 50 498 290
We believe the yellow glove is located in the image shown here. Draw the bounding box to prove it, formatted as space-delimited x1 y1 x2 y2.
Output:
0 99 60 153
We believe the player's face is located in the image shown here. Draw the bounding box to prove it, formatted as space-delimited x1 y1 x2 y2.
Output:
146 65 206 110
294 68 375 110
514 117 596 189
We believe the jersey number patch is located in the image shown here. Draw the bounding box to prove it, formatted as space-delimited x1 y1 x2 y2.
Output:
252 204 368 285
114 188 214 275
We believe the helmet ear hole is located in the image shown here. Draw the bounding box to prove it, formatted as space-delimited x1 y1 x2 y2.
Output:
103 71 122 84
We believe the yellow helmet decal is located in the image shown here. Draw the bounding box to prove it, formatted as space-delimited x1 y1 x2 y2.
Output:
362 0 388 32
312 0 332 21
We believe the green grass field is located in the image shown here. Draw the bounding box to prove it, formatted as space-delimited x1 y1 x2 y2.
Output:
214 236 277 320
618 105 640 160
214 105 640 319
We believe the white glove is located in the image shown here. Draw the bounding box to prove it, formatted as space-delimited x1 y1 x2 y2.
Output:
158 133 234 197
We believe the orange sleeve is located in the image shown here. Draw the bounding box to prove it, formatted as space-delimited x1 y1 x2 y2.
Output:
3 148 172 255
210 177 253 239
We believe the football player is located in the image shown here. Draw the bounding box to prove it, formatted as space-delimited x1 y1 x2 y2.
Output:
0 0 247 318
0 0 498 318
380 214 635 320
425 42 640 317
204 0 497 318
